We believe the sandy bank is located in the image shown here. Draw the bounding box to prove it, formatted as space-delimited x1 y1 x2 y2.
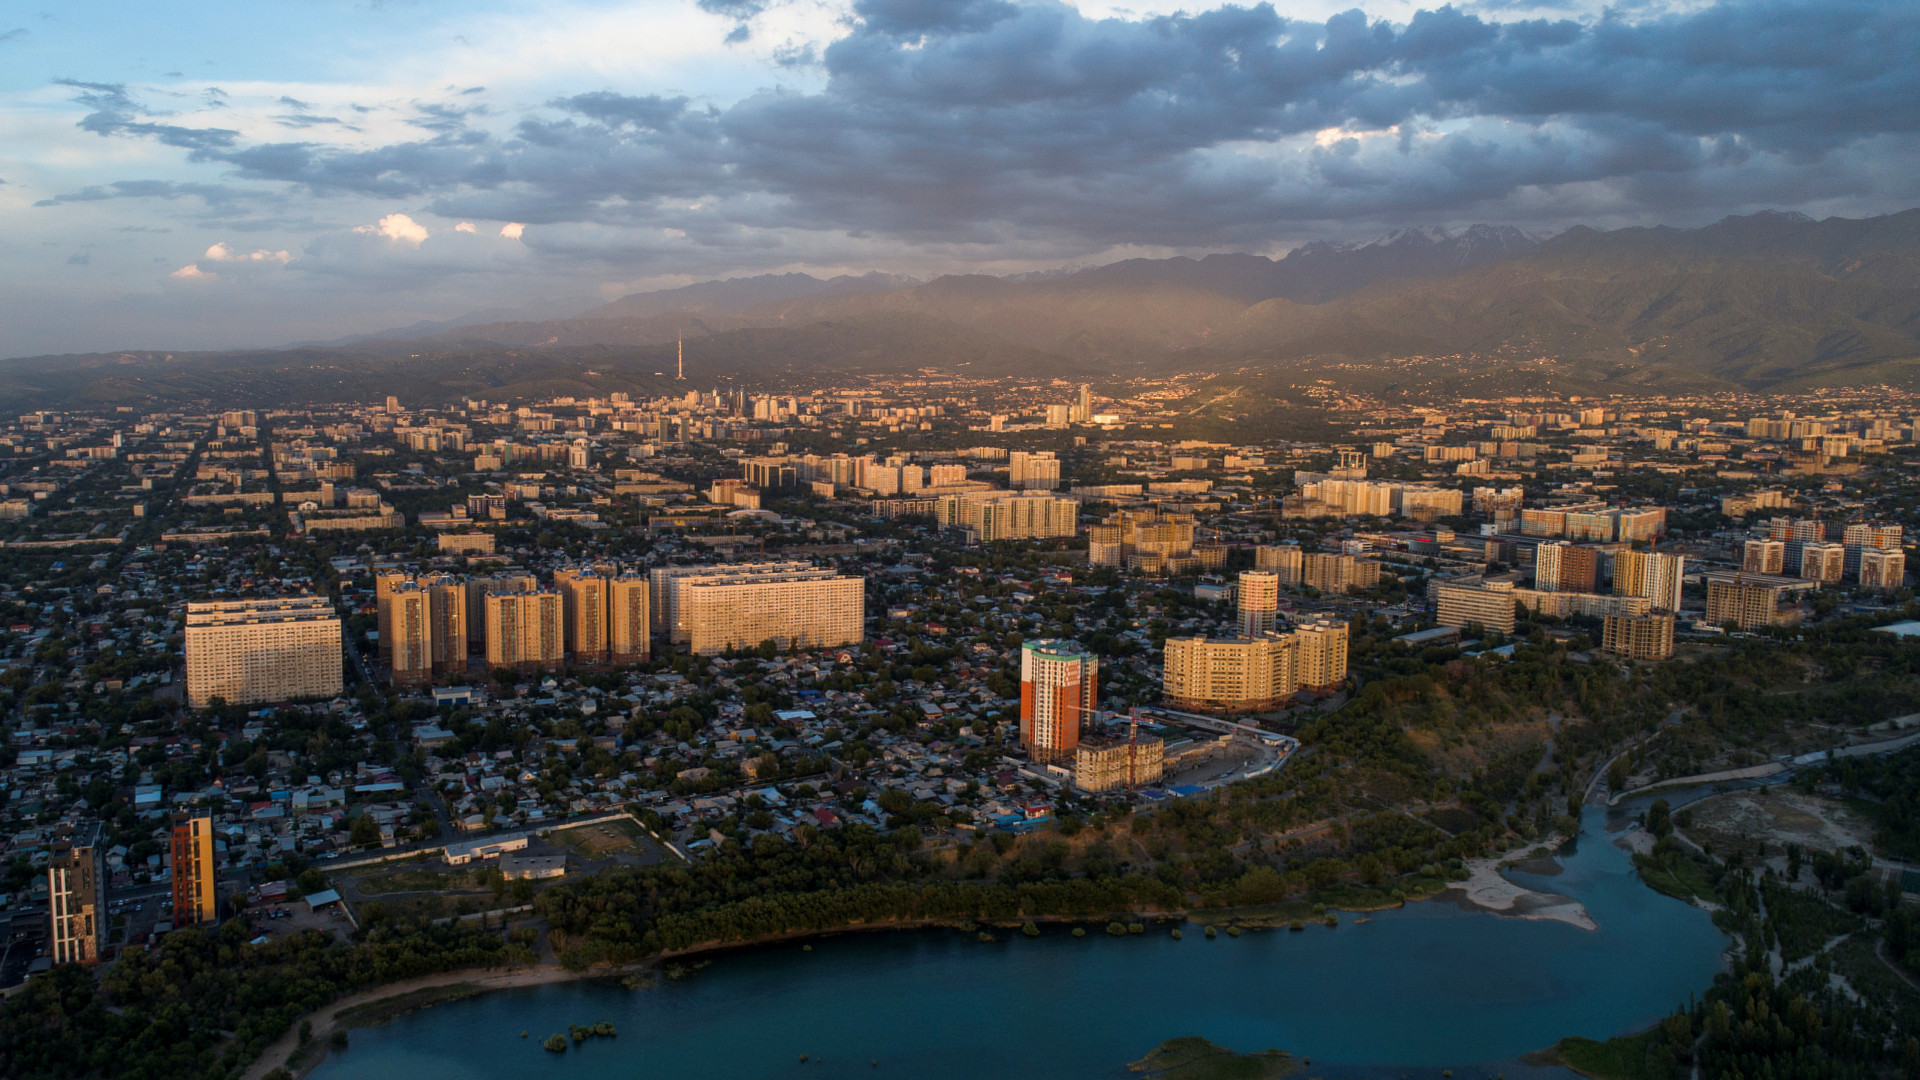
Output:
1447 840 1598 932
241 963 585 1080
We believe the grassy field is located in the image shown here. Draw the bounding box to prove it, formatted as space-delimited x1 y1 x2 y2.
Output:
355 866 493 896
1631 851 1717 905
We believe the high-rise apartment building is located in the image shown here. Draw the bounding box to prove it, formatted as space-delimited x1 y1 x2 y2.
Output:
423 574 468 676
1296 478 1396 516
681 570 865 656
388 582 433 686
465 573 539 646
1799 542 1846 584
1302 552 1383 595
649 561 814 640
1706 579 1787 630
1603 612 1676 660
1293 617 1350 691
484 591 565 669
1842 523 1902 550
171 812 218 927
184 597 343 708
1534 542 1598 592
1861 548 1907 592
1236 570 1280 637
1070 383 1093 424
48 824 106 965
1767 516 1825 542
1008 451 1061 490
1535 542 1567 591
1612 549 1685 612
1255 544 1304 584
554 566 612 663
1020 640 1098 763
1164 634 1296 713
1434 580 1518 633
374 570 410 657
1162 618 1349 712
608 574 650 663
935 491 1079 542
1742 539 1786 575
927 463 969 486
1085 510 1200 576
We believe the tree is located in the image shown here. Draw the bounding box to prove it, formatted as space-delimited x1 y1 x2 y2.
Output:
1646 798 1672 839
350 813 381 848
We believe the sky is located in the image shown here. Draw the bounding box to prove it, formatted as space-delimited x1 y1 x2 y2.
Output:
2 0 1918 358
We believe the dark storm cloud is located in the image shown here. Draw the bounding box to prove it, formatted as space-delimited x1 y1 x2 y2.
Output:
45 1 1920 254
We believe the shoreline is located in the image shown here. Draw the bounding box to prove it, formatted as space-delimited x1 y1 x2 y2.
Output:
250 848 1610 1078
245 911 1176 1080
1445 838 1598 932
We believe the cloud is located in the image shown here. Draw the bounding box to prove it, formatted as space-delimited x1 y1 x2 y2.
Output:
549 91 689 130
66 253 89 266
353 213 431 247
275 112 353 130
37 0 1920 278
499 222 525 239
205 242 292 264
34 179 257 208
697 0 768 18
0 28 25 43
455 221 478 233
409 100 487 133
169 264 217 281
53 78 240 155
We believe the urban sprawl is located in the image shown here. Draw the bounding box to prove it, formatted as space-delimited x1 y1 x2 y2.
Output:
4 375 1915 988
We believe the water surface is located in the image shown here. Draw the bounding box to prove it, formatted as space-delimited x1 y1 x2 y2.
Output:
314 805 1722 1078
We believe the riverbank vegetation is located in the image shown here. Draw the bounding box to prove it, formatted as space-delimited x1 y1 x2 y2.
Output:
9 615 1920 1079
1559 787 1920 1079
0 919 528 1080
1128 1036 1304 1080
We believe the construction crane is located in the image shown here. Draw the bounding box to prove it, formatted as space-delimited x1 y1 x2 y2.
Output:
1076 705 1151 790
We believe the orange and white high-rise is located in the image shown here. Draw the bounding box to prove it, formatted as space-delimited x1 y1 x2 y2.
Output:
1020 640 1098 764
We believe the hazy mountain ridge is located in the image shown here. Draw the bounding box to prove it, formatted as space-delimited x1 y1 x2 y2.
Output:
6 210 1920 407
328 223 1544 354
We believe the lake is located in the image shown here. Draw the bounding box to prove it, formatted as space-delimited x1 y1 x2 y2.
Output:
311 804 1725 1079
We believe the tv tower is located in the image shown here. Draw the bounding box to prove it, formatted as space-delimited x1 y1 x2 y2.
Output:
676 335 685 380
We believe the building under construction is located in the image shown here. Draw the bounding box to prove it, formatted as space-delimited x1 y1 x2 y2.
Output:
1073 732 1165 793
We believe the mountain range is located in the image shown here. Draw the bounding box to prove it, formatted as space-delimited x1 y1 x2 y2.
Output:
6 210 1920 408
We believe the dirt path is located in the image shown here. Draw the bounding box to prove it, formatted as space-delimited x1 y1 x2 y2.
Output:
241 963 585 1080
1879 939 1920 996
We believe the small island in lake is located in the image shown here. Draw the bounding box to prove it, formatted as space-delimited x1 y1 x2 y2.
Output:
1129 1036 1305 1080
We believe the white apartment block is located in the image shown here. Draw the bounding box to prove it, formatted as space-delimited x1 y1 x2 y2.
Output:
185 596 343 708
